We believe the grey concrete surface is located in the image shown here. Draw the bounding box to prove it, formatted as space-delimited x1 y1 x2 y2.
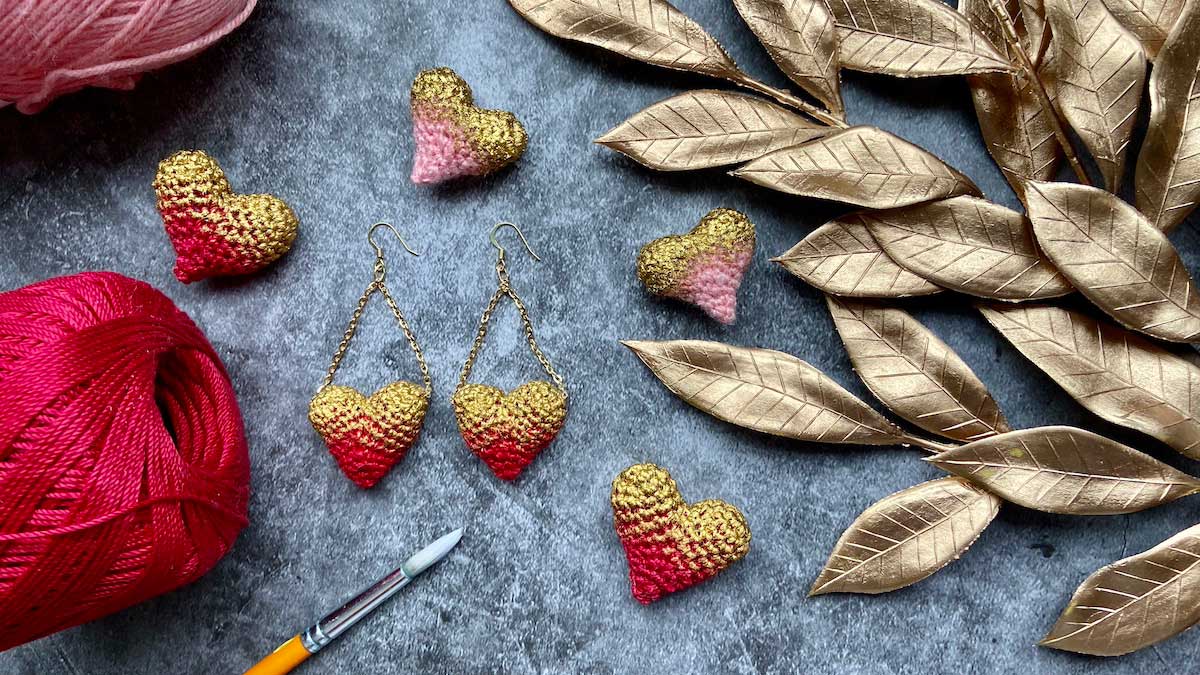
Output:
2 1 1200 673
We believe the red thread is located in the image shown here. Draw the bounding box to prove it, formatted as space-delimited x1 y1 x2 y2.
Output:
458 433 533 481
0 271 249 651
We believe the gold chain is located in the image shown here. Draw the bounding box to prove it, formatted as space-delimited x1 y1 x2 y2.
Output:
322 254 432 392
456 250 565 396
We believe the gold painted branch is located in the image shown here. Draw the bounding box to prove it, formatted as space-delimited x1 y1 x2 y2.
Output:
984 0 1092 186
727 71 849 128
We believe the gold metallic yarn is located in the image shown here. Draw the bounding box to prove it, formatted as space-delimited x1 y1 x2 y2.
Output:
308 382 431 455
154 149 231 197
411 67 528 173
636 208 755 294
452 381 567 443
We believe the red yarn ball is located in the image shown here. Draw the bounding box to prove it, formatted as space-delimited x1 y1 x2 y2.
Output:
0 271 249 651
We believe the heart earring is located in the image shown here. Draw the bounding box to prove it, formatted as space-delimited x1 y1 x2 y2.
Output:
452 223 568 481
308 223 432 489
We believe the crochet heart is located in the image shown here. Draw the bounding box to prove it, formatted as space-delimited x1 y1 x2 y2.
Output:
308 382 430 489
452 380 566 480
637 208 756 324
410 67 527 184
611 463 751 604
153 150 298 284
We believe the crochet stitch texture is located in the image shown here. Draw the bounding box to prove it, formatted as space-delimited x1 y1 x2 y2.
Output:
452 380 566 480
637 208 755 324
410 67 527 184
611 463 751 604
308 382 430 489
153 150 298 283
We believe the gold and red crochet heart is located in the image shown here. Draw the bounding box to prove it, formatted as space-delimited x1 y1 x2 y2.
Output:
452 380 566 480
611 463 751 604
153 150 298 284
308 382 429 489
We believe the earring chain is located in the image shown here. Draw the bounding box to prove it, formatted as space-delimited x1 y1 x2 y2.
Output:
456 250 565 396
323 237 432 392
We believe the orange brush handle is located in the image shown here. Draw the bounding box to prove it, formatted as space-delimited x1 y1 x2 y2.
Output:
243 635 312 675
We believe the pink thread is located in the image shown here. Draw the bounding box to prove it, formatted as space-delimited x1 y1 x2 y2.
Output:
0 0 258 113
0 272 249 651
675 249 752 325
410 107 484 184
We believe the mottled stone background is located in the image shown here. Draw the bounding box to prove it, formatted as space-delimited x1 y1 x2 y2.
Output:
2 1 1199 673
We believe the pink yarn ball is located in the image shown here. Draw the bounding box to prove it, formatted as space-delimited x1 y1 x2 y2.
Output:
0 0 257 113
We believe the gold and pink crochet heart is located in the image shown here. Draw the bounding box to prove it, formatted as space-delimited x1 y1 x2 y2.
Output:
153 150 298 284
611 463 751 604
409 67 527 184
636 208 756 324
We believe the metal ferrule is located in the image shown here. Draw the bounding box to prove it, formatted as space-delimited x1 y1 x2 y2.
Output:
299 624 329 654
301 567 413 654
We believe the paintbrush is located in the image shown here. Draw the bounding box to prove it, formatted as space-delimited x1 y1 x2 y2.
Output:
243 528 463 675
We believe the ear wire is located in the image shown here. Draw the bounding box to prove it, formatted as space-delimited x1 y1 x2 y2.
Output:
367 222 420 283
490 222 541 262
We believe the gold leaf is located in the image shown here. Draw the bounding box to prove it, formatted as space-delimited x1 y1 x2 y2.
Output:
828 297 1010 441
825 0 1016 77
979 303 1200 459
732 126 981 209
1025 181 1200 343
928 426 1200 515
595 90 828 171
773 218 944 298
1099 0 1185 59
1041 523 1200 656
621 339 905 444
1042 0 1147 191
966 74 1062 199
733 0 844 114
810 477 1000 595
508 0 740 79
1135 0 1200 232
961 0 1059 197
860 195 1073 301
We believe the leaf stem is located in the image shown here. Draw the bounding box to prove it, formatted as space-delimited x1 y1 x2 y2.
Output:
728 72 849 129
901 432 958 454
983 0 1092 186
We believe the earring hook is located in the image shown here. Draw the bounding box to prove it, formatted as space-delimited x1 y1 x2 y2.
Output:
490 222 541 262
368 222 421 259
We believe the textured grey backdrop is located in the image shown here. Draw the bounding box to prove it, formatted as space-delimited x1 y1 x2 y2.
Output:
2 1 1200 673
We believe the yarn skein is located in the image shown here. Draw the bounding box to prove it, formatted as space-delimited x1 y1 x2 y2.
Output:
0 0 258 113
0 271 249 651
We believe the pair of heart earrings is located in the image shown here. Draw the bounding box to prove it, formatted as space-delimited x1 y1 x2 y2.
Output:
308 222 568 489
